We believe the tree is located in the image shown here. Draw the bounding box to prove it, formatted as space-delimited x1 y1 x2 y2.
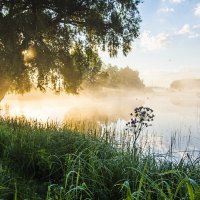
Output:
84 65 145 89
170 79 200 90
117 67 145 88
0 0 142 100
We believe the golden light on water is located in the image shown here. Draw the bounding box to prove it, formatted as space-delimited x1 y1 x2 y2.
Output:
0 92 73 122
22 46 37 63
1 88 199 131
0 89 143 122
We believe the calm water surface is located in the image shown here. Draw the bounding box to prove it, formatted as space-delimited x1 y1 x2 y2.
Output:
1 88 200 155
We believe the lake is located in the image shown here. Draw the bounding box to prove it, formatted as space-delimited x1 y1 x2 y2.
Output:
1 88 200 157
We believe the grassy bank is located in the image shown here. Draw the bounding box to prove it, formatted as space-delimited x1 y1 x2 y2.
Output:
0 117 200 200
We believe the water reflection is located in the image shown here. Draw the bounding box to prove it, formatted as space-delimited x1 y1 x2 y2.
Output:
1 88 200 155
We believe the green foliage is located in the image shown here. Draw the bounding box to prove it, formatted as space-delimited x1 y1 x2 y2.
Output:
0 117 200 199
0 0 142 94
84 65 145 89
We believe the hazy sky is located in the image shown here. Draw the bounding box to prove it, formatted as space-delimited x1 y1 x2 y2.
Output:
100 0 200 87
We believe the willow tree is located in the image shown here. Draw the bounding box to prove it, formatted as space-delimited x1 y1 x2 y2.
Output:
0 0 142 101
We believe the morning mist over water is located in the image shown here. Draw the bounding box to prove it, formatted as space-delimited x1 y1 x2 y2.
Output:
1 85 200 154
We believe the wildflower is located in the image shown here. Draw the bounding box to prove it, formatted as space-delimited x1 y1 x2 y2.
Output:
125 106 155 148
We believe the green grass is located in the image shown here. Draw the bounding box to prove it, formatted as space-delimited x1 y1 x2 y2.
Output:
0 117 200 199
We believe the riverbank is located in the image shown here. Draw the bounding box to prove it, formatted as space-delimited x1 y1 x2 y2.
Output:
0 117 200 199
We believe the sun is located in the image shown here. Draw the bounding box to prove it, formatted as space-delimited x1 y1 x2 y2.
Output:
22 46 37 63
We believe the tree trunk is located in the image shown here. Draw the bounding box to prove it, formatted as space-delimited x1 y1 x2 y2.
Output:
0 79 10 102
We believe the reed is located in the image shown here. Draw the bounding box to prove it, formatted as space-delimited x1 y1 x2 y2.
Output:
0 116 200 199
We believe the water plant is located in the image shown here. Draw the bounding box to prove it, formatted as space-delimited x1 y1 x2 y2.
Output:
126 106 155 149
0 113 200 199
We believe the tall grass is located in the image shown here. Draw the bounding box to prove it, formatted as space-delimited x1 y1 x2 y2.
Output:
0 116 200 199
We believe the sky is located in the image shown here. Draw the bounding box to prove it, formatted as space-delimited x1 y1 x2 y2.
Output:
99 0 200 87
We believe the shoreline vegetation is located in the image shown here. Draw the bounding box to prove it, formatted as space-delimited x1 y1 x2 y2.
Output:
0 117 200 199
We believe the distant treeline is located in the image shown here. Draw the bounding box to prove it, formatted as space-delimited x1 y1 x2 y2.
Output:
170 79 200 90
83 65 145 90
